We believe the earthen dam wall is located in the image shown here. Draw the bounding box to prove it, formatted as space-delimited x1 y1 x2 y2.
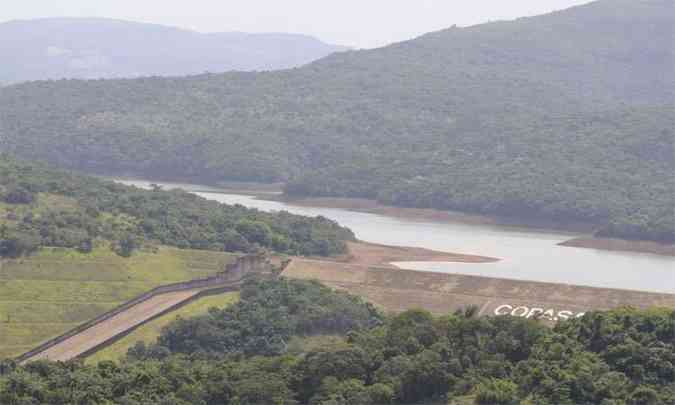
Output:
282 259 675 321
17 254 273 363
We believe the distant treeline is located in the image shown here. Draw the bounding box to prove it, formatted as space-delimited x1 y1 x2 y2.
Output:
0 156 354 258
0 0 672 243
1 278 673 404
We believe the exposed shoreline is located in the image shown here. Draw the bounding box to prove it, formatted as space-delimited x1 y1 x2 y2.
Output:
331 241 499 267
283 257 675 318
270 194 589 230
113 176 674 258
559 237 675 257
257 195 674 258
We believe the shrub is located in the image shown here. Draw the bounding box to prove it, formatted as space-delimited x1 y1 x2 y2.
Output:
2 187 35 204
0 229 41 258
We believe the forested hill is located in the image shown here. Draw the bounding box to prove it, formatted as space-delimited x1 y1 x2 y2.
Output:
1 0 673 242
0 18 348 83
0 156 354 258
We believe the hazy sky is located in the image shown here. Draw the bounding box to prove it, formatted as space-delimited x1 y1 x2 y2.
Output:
2 0 593 48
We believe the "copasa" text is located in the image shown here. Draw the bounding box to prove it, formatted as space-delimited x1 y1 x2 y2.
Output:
494 304 585 321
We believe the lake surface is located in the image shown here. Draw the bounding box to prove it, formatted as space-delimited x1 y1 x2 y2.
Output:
119 180 675 294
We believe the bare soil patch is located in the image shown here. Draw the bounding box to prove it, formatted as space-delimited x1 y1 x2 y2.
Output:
314 241 498 267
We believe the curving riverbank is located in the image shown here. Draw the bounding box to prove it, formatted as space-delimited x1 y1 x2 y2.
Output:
259 194 673 257
117 179 675 293
559 237 675 257
114 177 673 257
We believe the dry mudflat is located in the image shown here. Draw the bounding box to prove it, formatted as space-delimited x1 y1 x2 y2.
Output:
283 241 675 319
318 241 498 267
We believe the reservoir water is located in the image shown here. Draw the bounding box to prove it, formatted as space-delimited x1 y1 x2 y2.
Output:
119 180 674 294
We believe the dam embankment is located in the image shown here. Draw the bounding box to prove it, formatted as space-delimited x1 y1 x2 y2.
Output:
283 258 675 320
17 255 273 363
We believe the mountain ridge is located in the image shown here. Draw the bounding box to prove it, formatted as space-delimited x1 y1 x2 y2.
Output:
0 17 349 83
0 0 673 242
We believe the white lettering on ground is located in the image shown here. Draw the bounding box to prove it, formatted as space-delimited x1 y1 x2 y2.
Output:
494 304 513 315
526 307 544 318
493 304 586 321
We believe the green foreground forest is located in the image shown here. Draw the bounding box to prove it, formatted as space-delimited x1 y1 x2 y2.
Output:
0 0 673 242
0 156 354 258
1 278 673 405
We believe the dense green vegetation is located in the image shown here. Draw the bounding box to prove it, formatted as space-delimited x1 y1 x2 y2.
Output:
135 278 383 359
0 0 672 242
1 278 673 404
0 156 354 258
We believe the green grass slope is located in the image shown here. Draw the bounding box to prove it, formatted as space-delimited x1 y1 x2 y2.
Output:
0 247 237 359
0 0 672 241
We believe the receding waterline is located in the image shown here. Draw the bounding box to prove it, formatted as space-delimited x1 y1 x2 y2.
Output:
118 179 675 294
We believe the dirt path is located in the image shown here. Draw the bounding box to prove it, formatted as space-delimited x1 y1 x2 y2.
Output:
26 289 203 362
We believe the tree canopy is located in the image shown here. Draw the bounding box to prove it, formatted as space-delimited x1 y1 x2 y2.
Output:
0 0 673 242
1 278 673 404
0 156 354 258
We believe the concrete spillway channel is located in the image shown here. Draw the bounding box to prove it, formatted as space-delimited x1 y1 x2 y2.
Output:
24 287 210 362
17 254 274 364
